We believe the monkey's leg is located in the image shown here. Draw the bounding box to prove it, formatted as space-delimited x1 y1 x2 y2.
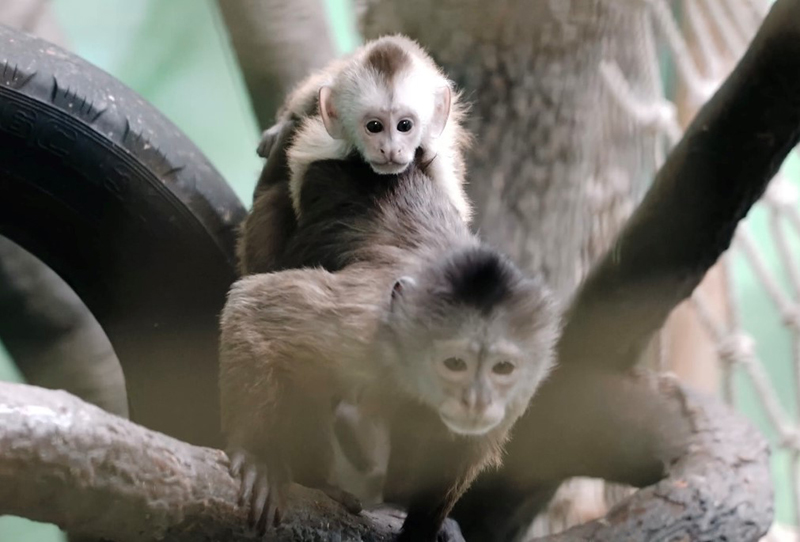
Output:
227 387 363 534
221 267 386 531
333 400 379 472
391 452 477 542
384 410 483 542
284 389 364 515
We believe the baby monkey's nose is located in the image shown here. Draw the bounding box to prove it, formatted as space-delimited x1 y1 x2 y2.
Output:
381 148 400 162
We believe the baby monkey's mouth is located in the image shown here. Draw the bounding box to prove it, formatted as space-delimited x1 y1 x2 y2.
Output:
370 160 411 175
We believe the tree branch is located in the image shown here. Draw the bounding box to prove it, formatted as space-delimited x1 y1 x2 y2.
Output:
214 0 337 130
0 381 407 542
0 374 768 542
0 237 127 418
531 376 772 541
558 0 800 371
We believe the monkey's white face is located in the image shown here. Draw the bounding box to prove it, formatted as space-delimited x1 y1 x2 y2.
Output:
319 64 451 176
354 108 425 175
423 336 544 436
382 254 558 440
382 307 557 437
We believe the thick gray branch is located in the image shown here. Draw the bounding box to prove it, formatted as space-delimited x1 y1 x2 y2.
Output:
0 238 127 418
215 0 337 129
558 0 800 371
530 377 772 541
0 376 769 542
0 382 403 542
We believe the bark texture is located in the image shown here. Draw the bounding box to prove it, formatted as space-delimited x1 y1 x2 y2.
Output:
0 376 768 542
527 376 772 542
0 381 409 542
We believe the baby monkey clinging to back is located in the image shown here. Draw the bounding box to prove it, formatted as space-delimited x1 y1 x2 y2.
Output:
258 34 473 223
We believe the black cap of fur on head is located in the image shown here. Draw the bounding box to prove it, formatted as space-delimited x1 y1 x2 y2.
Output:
388 245 538 329
437 246 521 316
387 245 555 346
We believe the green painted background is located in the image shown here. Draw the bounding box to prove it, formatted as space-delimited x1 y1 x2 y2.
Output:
0 1 794 539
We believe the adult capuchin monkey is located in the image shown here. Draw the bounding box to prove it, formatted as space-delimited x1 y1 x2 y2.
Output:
221 120 560 541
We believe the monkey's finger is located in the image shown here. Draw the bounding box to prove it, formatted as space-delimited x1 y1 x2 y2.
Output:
264 491 281 531
228 450 245 478
238 463 258 507
250 472 270 530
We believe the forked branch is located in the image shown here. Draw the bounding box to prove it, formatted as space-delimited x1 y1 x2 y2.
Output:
0 375 769 542
0 382 404 542
559 0 800 371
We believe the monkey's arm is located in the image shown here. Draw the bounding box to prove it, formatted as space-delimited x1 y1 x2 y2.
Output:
558 0 800 371
220 265 387 530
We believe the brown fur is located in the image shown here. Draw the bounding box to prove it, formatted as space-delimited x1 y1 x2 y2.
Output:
223 152 557 540
365 39 412 83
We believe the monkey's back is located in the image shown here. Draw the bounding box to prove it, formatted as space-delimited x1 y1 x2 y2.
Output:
275 155 474 273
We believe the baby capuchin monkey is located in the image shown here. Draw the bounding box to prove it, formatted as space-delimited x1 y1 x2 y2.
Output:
256 33 473 224
221 150 559 540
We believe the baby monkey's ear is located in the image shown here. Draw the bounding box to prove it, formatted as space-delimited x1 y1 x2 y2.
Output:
319 86 346 139
390 276 417 311
430 85 452 138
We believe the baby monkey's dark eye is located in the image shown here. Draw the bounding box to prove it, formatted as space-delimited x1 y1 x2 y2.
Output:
492 361 515 375
366 120 384 133
443 357 467 372
397 119 413 132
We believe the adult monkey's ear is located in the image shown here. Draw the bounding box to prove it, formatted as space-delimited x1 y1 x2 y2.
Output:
430 85 452 138
319 86 346 139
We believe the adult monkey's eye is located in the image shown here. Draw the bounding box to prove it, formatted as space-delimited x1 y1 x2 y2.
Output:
397 119 413 132
366 120 384 133
492 361 515 375
443 357 467 372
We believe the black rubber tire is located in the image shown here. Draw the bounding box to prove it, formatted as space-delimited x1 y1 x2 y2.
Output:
0 24 246 447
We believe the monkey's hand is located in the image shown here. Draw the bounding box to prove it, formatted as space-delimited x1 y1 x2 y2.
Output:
257 121 287 158
228 447 290 534
228 447 363 533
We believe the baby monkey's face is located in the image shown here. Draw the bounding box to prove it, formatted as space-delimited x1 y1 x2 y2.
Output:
355 107 423 175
